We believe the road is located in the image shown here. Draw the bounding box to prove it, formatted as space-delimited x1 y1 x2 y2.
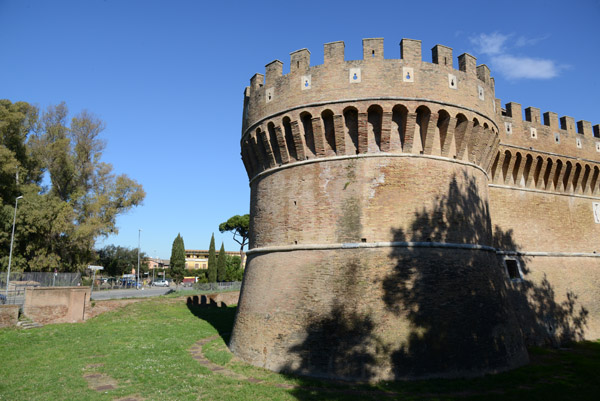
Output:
90 286 174 300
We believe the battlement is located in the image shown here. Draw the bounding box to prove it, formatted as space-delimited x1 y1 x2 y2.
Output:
242 38 498 136
254 38 494 84
497 100 600 160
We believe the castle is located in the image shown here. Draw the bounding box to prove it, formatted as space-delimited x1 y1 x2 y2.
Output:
229 38 600 381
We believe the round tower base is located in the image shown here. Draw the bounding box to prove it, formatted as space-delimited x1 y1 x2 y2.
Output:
229 247 529 381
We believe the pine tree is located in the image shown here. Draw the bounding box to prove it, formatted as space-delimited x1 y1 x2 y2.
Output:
169 233 185 287
217 242 226 282
207 233 217 283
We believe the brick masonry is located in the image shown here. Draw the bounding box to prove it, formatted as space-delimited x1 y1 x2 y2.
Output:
23 287 91 324
0 305 19 328
231 37 600 381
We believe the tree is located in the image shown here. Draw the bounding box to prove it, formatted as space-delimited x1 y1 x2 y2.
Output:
169 233 185 287
217 242 226 282
219 214 249 266
225 255 243 282
1 100 145 272
207 233 217 283
97 245 147 277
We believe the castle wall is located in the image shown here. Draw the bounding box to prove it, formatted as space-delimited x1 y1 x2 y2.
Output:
232 37 599 382
249 156 492 248
231 247 527 381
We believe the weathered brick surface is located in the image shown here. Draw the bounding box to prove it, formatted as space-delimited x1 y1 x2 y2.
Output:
0 305 19 328
231 248 528 381
23 287 90 324
233 37 600 382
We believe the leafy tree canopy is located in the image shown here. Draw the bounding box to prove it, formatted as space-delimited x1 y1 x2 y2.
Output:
97 245 148 277
219 214 249 265
0 100 145 272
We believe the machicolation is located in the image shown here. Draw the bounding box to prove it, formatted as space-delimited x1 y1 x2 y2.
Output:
230 38 600 382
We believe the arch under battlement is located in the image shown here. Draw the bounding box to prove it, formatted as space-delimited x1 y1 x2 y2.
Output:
488 145 600 197
241 102 499 180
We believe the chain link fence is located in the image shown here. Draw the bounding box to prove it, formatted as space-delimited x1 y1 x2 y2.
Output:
0 272 81 306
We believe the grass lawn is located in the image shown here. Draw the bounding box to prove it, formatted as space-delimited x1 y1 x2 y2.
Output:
0 297 598 401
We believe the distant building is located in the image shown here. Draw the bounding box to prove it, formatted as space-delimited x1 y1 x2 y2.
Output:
147 258 169 270
185 249 245 270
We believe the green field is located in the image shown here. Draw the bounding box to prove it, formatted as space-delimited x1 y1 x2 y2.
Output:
1 297 598 400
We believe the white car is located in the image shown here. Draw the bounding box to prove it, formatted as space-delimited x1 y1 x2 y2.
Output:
153 280 169 287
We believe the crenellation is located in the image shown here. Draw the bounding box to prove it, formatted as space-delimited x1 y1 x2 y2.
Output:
363 38 384 60
543 111 559 129
505 102 522 119
431 44 453 67
324 40 345 64
476 64 490 84
577 120 592 136
525 107 541 124
458 53 476 75
560 116 575 134
249 73 264 91
400 38 422 63
290 48 310 73
265 60 283 84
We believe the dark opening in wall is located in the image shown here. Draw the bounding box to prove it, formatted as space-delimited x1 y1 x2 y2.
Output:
504 258 522 280
361 238 367 243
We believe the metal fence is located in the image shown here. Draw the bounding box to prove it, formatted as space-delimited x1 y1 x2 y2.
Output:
0 272 81 306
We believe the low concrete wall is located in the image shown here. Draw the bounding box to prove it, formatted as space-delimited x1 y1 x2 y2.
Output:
0 305 20 328
24 287 91 324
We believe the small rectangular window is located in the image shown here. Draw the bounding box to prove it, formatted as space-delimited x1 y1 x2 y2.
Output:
504 258 522 281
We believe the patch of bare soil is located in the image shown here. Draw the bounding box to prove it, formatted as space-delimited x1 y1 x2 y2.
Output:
85 299 144 320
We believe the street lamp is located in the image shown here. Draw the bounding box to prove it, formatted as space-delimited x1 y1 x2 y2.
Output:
5 196 23 299
137 229 141 289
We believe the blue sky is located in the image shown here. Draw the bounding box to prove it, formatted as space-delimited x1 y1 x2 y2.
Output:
1 0 599 259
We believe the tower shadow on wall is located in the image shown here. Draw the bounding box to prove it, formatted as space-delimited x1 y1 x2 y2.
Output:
282 172 588 391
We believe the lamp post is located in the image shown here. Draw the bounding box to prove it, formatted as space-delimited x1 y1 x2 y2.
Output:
137 229 141 289
5 196 23 299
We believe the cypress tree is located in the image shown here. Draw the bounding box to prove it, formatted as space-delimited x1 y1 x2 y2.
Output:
217 242 226 282
207 233 217 283
169 233 186 287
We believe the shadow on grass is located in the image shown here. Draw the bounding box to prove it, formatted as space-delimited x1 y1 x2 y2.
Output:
185 296 237 343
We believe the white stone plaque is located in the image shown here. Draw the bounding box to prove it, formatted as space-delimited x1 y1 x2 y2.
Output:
596 142 600 152
301 75 311 90
576 137 582 148
448 74 457 89
554 133 560 144
478 85 484 100
266 87 274 103
530 127 537 139
593 202 600 223
403 67 414 83
349 68 361 83
505 122 512 134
